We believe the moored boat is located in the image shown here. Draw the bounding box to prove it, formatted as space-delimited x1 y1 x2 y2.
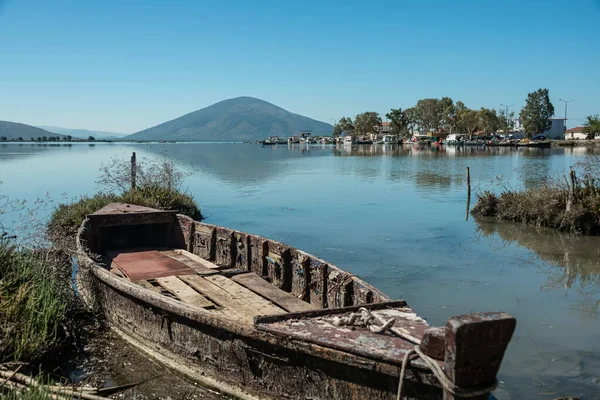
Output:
516 139 551 148
262 136 287 145
76 203 516 400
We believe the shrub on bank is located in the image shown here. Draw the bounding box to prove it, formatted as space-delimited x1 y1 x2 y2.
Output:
47 185 203 241
472 179 600 235
0 240 69 362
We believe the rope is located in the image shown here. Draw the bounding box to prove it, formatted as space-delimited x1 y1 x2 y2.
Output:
396 346 498 399
330 307 421 344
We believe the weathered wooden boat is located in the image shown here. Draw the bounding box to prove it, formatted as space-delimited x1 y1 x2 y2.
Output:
76 203 516 400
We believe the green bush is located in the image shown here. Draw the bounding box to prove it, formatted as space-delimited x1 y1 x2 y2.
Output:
47 185 202 241
472 185 600 235
47 193 119 239
0 240 68 361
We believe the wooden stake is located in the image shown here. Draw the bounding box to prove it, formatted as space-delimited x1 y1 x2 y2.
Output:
466 166 471 220
566 169 576 212
131 152 137 190
466 166 471 194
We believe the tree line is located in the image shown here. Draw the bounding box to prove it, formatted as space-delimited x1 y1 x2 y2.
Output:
332 88 573 139
0 135 96 142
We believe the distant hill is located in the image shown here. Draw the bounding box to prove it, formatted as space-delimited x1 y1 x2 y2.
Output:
39 126 128 140
126 97 333 141
0 121 64 140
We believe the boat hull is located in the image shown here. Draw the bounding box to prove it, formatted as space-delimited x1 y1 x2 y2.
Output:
77 254 441 400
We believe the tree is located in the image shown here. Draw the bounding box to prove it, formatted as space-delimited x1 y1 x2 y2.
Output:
498 108 515 133
520 88 555 138
416 98 444 133
583 114 600 138
456 108 479 139
0 136 7 141
30 137 34 141
439 97 456 133
385 108 408 136
17 137 23 141
332 117 354 137
354 112 381 135
404 107 419 137
41 136 47 141
88 136 96 141
478 108 500 135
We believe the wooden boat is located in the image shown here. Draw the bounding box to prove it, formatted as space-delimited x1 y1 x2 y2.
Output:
76 203 516 400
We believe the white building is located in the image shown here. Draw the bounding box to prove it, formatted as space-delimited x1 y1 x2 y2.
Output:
541 118 566 139
564 126 587 140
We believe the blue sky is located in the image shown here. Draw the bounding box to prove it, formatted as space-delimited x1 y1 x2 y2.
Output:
0 0 599 133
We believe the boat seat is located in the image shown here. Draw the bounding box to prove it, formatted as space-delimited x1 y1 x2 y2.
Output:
232 273 317 313
179 275 286 322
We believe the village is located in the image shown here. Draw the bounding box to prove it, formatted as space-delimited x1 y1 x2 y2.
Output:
263 89 600 148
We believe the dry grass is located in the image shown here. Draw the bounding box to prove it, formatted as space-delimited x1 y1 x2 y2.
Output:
472 164 600 235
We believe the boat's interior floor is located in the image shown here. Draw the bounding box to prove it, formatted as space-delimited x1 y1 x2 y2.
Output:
104 248 317 323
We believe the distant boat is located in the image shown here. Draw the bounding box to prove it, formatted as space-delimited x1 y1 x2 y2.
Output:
262 136 287 145
517 140 551 148
355 137 373 145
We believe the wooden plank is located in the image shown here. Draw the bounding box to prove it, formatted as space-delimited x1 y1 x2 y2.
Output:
232 273 317 313
174 249 222 270
135 280 161 293
193 223 216 260
308 258 327 308
215 227 235 267
290 249 310 301
203 274 285 316
160 250 219 276
156 276 215 309
265 241 291 291
233 232 250 271
179 275 266 323
326 266 354 308
248 235 266 276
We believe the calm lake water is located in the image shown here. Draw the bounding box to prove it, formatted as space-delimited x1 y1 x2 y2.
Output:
1 142 599 399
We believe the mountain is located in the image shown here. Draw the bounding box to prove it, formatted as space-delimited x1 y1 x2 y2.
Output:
0 121 64 140
39 126 128 140
126 97 333 141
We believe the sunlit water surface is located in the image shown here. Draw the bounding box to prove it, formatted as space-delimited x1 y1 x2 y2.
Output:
1 142 599 399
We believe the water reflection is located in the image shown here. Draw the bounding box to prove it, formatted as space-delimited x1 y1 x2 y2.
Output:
142 143 333 185
475 217 600 322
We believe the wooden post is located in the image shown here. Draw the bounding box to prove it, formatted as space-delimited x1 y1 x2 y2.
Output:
466 166 471 194
444 312 516 400
131 152 136 190
566 169 576 212
466 166 471 221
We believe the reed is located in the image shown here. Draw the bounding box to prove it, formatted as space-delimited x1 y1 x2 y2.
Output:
0 241 69 362
471 162 600 235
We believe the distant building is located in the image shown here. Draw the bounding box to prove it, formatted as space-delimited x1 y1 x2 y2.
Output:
412 130 428 141
378 122 392 134
512 118 523 132
541 118 566 139
564 126 587 140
